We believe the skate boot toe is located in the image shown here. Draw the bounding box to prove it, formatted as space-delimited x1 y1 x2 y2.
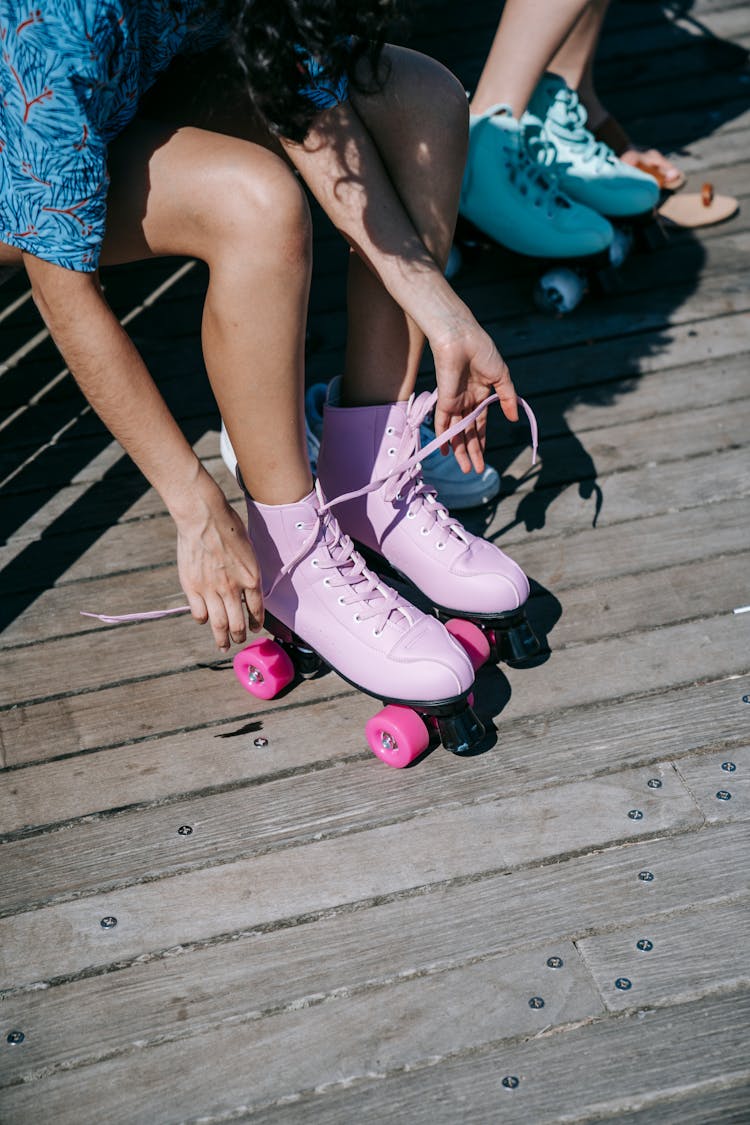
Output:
389 615 475 701
447 541 531 615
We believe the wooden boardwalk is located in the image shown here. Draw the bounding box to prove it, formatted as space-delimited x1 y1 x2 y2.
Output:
1 1 749 1120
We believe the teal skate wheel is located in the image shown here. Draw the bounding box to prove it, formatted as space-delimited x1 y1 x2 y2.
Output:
534 268 587 315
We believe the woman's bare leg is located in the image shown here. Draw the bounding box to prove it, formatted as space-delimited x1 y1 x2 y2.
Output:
94 120 313 506
469 0 593 117
548 0 683 184
341 46 469 407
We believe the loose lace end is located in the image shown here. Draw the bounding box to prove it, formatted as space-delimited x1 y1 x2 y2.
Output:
80 605 191 624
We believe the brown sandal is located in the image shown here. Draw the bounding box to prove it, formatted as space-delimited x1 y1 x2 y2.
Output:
659 182 739 228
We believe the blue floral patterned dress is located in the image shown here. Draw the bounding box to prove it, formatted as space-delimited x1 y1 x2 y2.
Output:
0 0 349 271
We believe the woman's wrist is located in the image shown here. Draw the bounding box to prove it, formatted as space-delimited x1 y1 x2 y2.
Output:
165 459 227 527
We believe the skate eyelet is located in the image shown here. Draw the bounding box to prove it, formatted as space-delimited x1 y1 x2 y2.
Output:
310 559 319 568
387 448 396 456
436 541 446 550
406 511 417 520
420 527 430 536
372 627 383 638
353 613 361 624
386 426 395 435
337 596 347 606
323 577 332 588
295 522 304 529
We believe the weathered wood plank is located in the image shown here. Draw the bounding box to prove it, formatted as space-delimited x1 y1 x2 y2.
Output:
2 480 748 656
2 669 746 837
4 527 747 712
242 994 750 1125
0 939 606 1122
1 818 747 1089
0 760 705 986
3 603 748 768
578 898 750 1013
3 308 748 576
675 742 750 824
481 445 750 543
0 726 705 914
1 983 746 1122
310 263 750 370
4 469 748 655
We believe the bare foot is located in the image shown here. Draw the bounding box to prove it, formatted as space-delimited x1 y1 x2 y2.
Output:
619 145 685 191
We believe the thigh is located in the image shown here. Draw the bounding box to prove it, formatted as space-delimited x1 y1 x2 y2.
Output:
102 117 289 267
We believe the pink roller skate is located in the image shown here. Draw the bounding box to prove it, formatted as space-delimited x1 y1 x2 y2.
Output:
316 380 541 667
234 482 485 767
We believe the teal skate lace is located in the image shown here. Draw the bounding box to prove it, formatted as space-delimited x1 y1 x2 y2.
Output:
542 87 614 174
480 108 572 220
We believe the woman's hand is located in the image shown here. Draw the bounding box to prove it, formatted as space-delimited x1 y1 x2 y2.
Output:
430 316 518 475
175 478 264 652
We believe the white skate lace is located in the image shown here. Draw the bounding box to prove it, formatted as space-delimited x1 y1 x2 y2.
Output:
81 396 537 627
543 88 613 174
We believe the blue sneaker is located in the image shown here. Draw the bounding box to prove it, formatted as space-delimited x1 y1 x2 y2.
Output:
305 383 501 510
527 74 660 218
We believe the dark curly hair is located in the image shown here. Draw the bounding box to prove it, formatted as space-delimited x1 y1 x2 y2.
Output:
222 0 403 141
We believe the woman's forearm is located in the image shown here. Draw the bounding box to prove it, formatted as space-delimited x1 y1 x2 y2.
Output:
23 254 219 520
282 101 474 348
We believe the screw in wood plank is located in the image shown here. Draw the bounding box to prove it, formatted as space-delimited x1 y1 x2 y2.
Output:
638 870 654 882
501 1076 519 1089
627 809 644 820
546 956 564 969
615 978 632 990
100 916 118 929
528 996 545 1009
721 762 736 773
6 1031 25 1046
177 825 193 836
636 939 653 952
254 737 269 747
647 779 662 789
716 791 732 801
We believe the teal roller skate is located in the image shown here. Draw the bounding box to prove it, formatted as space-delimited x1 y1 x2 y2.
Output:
459 105 621 314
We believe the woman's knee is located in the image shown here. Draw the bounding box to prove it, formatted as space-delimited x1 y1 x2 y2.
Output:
202 149 312 269
355 46 469 168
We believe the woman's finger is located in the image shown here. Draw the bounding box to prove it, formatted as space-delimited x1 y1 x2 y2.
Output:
243 586 265 632
492 362 519 422
204 592 231 652
225 588 248 646
186 591 208 626
464 422 485 475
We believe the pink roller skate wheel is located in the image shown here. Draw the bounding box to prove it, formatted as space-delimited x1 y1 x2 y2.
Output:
445 618 491 672
233 638 295 700
365 705 430 768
